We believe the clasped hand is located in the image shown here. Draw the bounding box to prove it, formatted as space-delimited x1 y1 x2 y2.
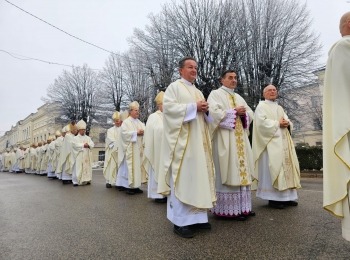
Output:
197 100 209 113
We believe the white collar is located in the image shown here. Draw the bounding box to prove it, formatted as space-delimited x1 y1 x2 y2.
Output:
181 77 194 86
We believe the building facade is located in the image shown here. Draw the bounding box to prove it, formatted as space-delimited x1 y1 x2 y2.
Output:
0 103 107 162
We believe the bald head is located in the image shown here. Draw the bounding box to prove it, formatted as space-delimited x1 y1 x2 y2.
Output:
339 12 350 37
263 85 278 101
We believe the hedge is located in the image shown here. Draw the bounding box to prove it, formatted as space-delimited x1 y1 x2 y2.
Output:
295 146 322 171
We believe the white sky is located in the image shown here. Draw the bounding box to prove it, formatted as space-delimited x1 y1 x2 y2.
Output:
0 0 349 135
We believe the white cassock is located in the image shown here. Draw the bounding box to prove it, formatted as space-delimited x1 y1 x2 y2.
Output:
47 141 56 178
158 78 216 227
40 144 48 175
72 134 94 185
207 86 254 217
54 136 64 178
29 148 37 174
3 152 11 172
103 126 120 185
323 35 350 241
9 151 16 172
252 100 301 201
143 110 165 199
24 149 30 173
56 133 75 181
116 117 145 188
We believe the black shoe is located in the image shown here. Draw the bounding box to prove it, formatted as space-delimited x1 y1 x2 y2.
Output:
154 197 167 203
283 201 298 206
232 215 248 221
126 189 136 195
133 188 143 194
116 186 126 191
106 183 112 188
268 200 285 209
173 225 194 238
73 184 78 187
247 211 256 217
86 182 91 185
190 222 211 230
62 180 72 184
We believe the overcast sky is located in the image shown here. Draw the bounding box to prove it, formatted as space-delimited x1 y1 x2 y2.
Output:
0 0 349 135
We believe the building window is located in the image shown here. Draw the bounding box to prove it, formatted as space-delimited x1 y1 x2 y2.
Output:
98 151 105 161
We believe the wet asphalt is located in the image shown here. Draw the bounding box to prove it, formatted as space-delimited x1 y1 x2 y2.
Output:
0 170 349 260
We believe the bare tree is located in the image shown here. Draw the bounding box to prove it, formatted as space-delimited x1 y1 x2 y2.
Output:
98 54 125 112
129 0 321 108
46 64 101 134
122 51 153 122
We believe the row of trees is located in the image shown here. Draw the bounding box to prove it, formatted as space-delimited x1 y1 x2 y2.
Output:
46 0 321 134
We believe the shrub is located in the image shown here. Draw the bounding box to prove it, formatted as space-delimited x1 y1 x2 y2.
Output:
295 146 322 170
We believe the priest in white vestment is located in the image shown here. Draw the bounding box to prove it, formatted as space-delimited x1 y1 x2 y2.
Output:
2 149 11 172
72 120 94 186
29 144 38 174
116 101 146 195
157 57 216 238
39 140 49 176
252 85 301 209
35 142 43 175
103 111 124 188
56 125 76 184
55 129 65 179
47 136 57 178
143 91 167 203
323 12 350 242
9 148 16 173
208 70 255 220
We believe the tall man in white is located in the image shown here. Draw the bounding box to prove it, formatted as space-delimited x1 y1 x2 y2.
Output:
143 91 167 203
252 85 301 209
72 120 94 186
158 57 216 238
323 11 350 242
116 101 145 195
208 70 255 220
103 111 123 189
56 124 76 184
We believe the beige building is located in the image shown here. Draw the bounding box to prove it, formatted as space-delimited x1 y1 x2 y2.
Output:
281 68 324 147
0 103 107 162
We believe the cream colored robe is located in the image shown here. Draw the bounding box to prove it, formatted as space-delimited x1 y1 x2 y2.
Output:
40 144 48 173
72 134 94 184
29 147 37 172
143 111 163 182
117 117 146 188
103 126 120 185
3 152 11 171
208 87 254 187
53 136 64 172
323 36 350 221
158 79 216 209
252 100 301 191
56 133 75 174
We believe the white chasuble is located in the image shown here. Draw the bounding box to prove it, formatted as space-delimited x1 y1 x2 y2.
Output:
72 134 94 185
252 101 301 192
103 126 120 185
158 79 216 209
323 36 350 241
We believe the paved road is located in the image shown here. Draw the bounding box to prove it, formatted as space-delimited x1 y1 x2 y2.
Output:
0 170 349 260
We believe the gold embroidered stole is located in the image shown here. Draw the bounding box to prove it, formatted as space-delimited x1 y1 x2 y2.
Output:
226 91 249 185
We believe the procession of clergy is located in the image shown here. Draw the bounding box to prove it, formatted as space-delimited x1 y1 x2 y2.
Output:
0 120 94 186
0 58 302 239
